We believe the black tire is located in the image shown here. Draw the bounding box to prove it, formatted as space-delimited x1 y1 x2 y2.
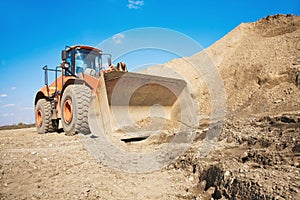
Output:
35 99 57 134
61 85 91 135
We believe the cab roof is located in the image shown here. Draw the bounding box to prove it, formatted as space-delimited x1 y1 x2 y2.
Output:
66 45 103 53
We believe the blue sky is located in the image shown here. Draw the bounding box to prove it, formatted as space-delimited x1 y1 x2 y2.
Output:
0 0 299 125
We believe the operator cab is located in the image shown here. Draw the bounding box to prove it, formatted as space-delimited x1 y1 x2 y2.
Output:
61 46 111 77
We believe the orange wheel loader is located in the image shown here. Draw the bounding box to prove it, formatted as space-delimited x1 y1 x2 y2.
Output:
34 45 188 136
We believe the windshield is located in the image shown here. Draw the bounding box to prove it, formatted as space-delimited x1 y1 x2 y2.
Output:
75 49 102 76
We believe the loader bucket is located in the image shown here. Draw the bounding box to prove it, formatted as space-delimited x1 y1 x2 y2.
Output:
88 71 194 138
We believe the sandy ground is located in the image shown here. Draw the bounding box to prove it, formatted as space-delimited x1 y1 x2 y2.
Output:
1 113 299 199
0 127 197 200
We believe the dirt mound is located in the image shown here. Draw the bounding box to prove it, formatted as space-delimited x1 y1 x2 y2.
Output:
253 14 298 37
145 14 300 118
203 14 300 117
151 14 300 199
170 113 300 199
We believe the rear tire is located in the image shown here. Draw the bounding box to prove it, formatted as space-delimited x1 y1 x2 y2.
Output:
35 99 57 134
61 85 91 135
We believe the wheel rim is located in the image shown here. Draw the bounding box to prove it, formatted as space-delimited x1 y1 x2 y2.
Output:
36 110 42 127
63 99 73 124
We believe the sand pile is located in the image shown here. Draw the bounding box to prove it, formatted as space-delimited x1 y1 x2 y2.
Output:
145 14 300 119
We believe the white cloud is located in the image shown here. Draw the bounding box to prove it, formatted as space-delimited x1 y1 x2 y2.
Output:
11 86 16 90
2 104 16 107
0 94 7 98
1 113 14 117
112 33 125 44
127 0 144 9
23 107 33 110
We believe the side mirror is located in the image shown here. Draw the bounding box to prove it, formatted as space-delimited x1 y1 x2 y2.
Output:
61 50 67 61
108 57 111 66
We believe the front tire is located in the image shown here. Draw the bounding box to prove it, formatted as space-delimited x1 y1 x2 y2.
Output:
61 85 91 135
35 99 57 134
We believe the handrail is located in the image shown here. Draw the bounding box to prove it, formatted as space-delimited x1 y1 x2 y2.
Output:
42 65 62 98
